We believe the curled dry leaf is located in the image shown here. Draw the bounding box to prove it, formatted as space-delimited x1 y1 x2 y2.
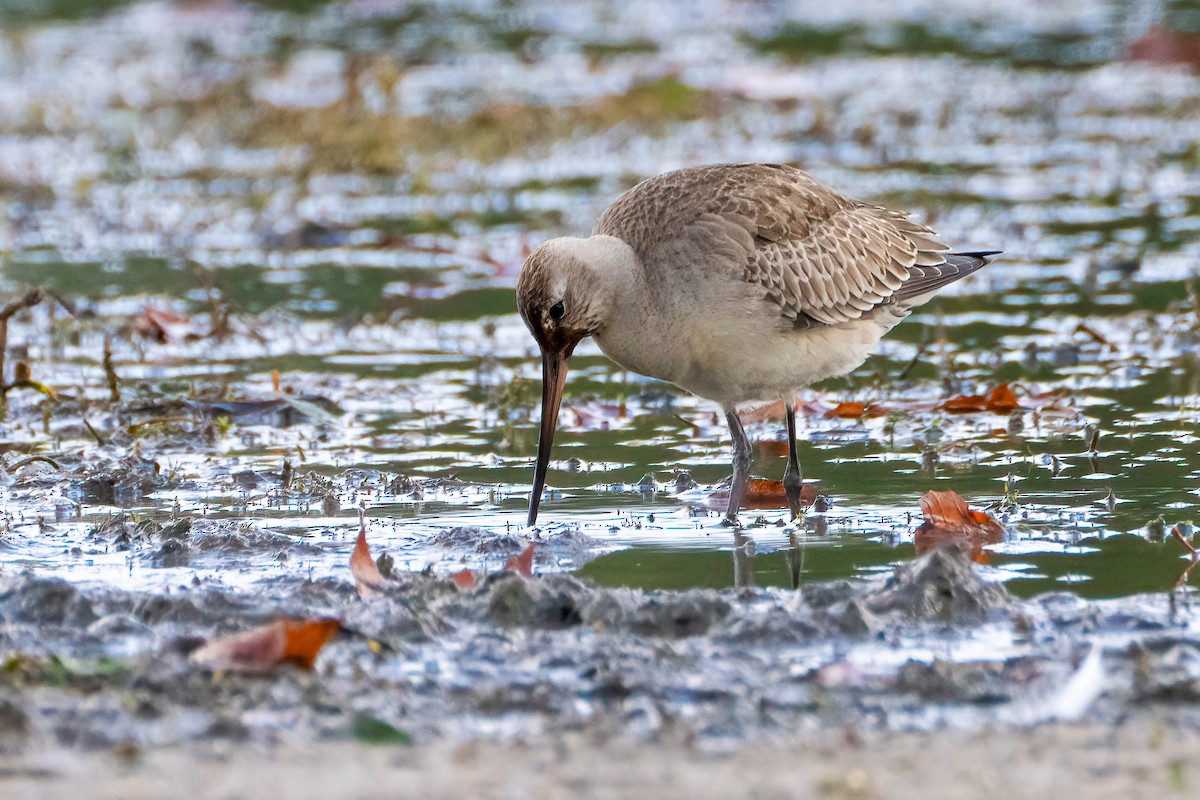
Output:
942 383 1022 415
985 383 1020 414
826 401 888 419
829 401 865 418
189 618 341 673
505 543 536 577
914 489 1004 561
351 515 390 600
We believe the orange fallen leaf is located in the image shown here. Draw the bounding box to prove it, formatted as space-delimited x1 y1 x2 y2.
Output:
505 543 535 577
914 490 1004 561
826 401 888 419
190 618 340 672
829 401 865 418
942 384 1022 415
450 569 478 590
350 514 390 600
942 394 988 414
707 479 820 510
1129 25 1200 67
985 383 1020 414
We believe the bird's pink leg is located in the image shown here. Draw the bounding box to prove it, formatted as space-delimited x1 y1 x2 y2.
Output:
783 399 804 519
723 408 753 525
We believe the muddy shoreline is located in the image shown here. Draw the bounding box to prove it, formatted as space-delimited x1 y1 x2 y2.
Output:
4 547 1200 776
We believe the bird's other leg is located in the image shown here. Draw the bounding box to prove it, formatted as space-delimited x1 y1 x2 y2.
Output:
783 397 804 519
724 407 753 525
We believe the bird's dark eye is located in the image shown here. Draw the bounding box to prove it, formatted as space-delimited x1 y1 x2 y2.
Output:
549 300 565 321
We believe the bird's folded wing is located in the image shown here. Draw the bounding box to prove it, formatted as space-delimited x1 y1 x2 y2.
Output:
592 163 952 328
748 203 950 327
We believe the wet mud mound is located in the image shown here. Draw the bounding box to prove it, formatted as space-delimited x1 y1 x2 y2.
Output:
3 548 1200 757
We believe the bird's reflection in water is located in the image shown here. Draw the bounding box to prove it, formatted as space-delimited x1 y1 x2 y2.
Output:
732 528 755 588
729 514 829 588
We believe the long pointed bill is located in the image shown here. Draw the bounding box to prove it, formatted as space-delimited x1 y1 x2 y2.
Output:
528 349 568 526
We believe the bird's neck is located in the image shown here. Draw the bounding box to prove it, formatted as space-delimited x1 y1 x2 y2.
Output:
572 234 644 332
579 236 677 381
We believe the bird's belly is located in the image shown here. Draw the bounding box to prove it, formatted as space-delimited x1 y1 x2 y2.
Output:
674 319 886 406
593 300 887 407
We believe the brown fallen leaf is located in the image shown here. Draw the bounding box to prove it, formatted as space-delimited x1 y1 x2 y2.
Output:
914 490 1004 561
985 383 1020 414
942 384 1022 415
450 568 478 590
829 401 865 418
826 401 888 419
351 513 390 599
190 618 340 672
505 543 535 577
707 479 820 510
942 393 988 414
1129 25 1200 67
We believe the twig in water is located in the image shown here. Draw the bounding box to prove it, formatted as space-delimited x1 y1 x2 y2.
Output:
0 289 45 386
7 455 62 473
83 416 108 446
896 328 932 382
103 336 121 403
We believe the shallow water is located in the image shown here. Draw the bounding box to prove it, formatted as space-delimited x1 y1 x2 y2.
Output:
1 0 1200 603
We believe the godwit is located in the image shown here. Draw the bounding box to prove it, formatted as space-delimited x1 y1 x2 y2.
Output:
517 163 996 525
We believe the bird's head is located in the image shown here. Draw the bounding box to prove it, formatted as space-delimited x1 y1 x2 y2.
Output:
516 237 621 526
516 237 612 357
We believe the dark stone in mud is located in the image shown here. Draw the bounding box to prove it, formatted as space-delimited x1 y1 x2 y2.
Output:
865 547 1010 623
0 575 96 627
487 574 590 629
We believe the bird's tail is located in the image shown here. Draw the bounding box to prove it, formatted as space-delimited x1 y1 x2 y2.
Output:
894 250 999 304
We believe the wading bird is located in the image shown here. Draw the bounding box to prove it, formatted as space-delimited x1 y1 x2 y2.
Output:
517 163 996 525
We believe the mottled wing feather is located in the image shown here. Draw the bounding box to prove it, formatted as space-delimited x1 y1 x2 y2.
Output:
594 164 953 328
750 203 948 326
